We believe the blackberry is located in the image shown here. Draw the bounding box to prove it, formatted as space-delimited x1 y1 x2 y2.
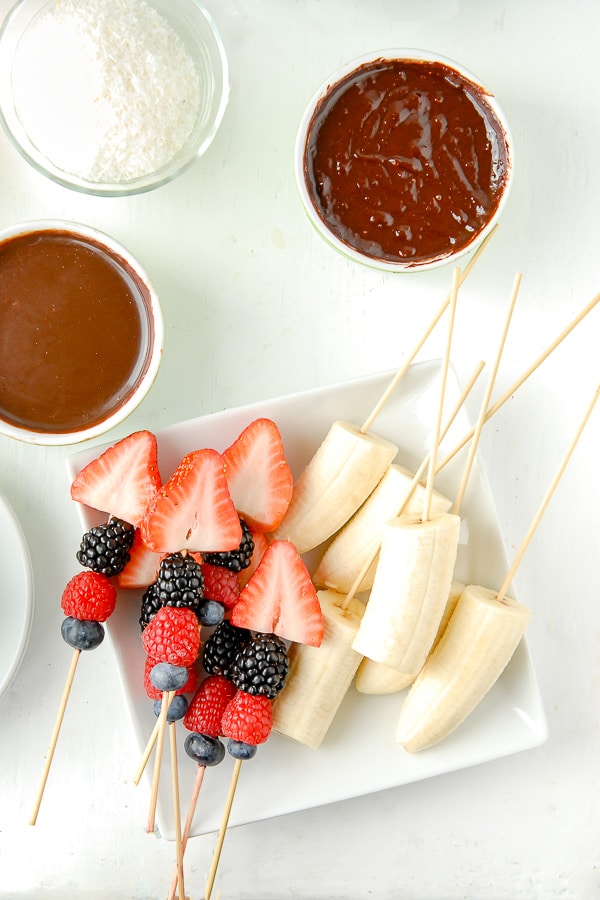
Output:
203 518 254 573
203 620 251 679
230 633 289 699
76 517 135 577
139 552 205 630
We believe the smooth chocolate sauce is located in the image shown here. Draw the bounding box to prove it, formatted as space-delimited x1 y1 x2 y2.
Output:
305 59 510 265
0 231 149 433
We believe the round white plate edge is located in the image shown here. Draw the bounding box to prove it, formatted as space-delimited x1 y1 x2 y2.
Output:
0 488 34 698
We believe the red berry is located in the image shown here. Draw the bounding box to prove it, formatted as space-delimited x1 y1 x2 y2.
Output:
220 690 273 745
183 675 237 737
141 606 200 667
143 655 199 701
61 571 117 622
201 563 240 610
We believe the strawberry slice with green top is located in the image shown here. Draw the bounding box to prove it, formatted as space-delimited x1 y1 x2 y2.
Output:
223 418 293 533
140 448 242 554
230 539 323 647
70 430 162 527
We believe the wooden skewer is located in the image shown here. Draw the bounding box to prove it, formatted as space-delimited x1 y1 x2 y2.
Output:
340 357 486 610
167 764 206 900
204 758 243 900
436 290 600 475
452 272 522 515
360 226 497 434
30 648 81 825
169 722 185 900
146 689 175 833
133 711 163 786
423 267 460 522
497 382 600 601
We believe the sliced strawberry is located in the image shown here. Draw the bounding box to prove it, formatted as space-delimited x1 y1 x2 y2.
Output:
238 529 270 588
230 539 323 647
140 448 242 554
117 529 163 589
71 430 161 527
223 418 293 533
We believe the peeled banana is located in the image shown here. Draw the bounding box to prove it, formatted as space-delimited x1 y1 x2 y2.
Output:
396 583 531 752
313 464 452 594
273 421 398 555
352 512 461 675
355 580 465 694
271 589 364 749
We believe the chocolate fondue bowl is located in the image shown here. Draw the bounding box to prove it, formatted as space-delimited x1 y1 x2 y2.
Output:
0 221 163 445
295 49 513 272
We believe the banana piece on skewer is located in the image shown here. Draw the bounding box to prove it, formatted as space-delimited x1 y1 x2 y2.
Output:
271 589 364 749
352 512 461 675
313 464 452 593
273 421 398 555
355 580 465 694
396 584 531 752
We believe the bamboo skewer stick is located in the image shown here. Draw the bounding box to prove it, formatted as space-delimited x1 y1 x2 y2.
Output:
452 272 522 515
360 227 497 434
497 383 600 601
169 722 185 900
204 758 243 900
423 267 460 521
146 690 175 833
167 765 206 900
30 648 81 826
340 357 486 611
436 290 600 475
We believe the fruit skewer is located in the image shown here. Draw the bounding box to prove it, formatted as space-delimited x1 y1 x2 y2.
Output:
274 232 496 558
397 380 600 751
354 271 520 686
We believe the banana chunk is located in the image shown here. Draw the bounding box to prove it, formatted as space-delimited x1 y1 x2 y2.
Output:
355 580 465 694
273 421 398 555
396 583 531 752
352 512 461 674
271 589 365 749
313 464 452 594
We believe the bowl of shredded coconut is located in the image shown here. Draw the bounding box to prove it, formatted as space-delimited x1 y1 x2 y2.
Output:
0 0 229 195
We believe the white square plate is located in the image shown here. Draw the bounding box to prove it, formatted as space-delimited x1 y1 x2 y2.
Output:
67 360 547 840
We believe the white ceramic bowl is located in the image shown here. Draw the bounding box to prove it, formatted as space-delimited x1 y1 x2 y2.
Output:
0 0 229 196
295 49 513 272
0 221 163 445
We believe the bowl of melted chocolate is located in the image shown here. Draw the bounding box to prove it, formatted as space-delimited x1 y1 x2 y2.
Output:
296 49 513 272
0 221 163 444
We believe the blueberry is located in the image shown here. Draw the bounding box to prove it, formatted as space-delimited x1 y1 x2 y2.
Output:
226 739 257 760
153 694 189 722
197 599 225 627
150 661 189 692
184 733 225 767
61 616 104 651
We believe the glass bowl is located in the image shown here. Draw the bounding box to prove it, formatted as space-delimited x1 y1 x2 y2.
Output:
0 0 229 196
0 220 163 445
295 48 513 273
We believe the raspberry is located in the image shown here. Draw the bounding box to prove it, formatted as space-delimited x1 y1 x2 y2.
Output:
141 606 200 668
143 655 199 701
183 675 237 738
220 690 273 745
201 563 240 610
61 571 117 622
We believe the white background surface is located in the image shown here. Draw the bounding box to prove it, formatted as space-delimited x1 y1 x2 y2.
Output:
0 1 598 898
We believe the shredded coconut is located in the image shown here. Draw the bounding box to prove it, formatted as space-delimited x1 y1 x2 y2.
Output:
12 0 202 183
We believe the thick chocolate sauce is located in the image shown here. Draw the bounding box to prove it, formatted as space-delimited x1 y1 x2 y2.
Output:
0 230 150 433
304 59 510 265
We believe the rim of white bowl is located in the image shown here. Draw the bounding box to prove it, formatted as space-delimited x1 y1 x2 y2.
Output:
294 48 514 273
0 220 164 445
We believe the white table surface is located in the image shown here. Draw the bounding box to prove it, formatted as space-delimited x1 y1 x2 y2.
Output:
1 1 599 898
